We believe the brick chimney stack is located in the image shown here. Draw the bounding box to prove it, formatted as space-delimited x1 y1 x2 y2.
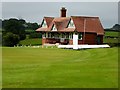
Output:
61 7 67 17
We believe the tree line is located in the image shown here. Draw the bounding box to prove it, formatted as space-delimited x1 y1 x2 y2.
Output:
2 18 40 47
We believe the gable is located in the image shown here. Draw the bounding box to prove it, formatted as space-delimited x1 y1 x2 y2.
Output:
42 19 47 28
68 19 75 28
51 24 57 31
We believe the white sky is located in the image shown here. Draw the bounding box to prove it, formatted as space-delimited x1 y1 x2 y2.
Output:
1 0 120 2
1 1 119 28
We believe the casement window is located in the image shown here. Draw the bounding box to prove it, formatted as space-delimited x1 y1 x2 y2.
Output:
69 33 73 39
54 33 59 39
51 33 55 38
42 33 46 38
61 33 65 38
48 33 51 38
66 34 69 39
78 33 82 40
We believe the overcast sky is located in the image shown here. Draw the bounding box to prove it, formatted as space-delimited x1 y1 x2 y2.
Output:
2 2 118 28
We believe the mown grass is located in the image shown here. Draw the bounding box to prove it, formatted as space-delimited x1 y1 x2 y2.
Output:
105 31 119 37
2 47 118 88
0 47 2 89
104 31 119 44
19 38 42 46
103 38 118 43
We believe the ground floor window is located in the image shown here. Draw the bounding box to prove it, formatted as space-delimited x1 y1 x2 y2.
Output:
42 32 74 40
69 33 73 39
61 33 65 38
42 32 46 38
48 33 51 38
78 33 82 40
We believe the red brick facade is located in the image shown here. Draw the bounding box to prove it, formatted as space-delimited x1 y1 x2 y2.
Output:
42 33 103 45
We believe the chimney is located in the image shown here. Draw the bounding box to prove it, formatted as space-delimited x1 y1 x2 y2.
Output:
60 7 67 17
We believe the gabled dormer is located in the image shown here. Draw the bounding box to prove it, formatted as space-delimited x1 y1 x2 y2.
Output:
41 19 47 28
67 19 75 28
51 24 57 31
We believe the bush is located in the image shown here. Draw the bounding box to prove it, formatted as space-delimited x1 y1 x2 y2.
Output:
3 32 20 47
106 43 120 47
3 18 26 40
29 33 42 39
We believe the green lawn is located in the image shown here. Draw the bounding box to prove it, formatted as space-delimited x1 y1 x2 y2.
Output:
103 38 118 43
105 31 119 37
104 31 119 44
2 47 118 88
19 38 42 46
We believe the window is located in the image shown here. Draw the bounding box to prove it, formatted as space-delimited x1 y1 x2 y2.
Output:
42 33 46 38
62 33 65 38
51 33 55 38
69 33 73 39
78 33 82 40
48 33 51 38
66 34 69 39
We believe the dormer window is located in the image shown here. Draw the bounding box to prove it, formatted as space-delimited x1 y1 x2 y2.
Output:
68 19 75 28
42 19 47 28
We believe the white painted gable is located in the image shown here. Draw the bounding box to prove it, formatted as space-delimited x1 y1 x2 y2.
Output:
42 19 47 28
52 24 57 31
68 19 75 28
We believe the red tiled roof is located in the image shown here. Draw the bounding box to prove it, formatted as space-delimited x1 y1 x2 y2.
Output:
58 28 75 32
53 17 70 30
36 28 50 32
71 16 104 35
44 17 54 27
36 16 104 35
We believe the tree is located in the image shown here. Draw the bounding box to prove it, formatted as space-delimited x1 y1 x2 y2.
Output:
3 32 20 47
3 18 26 40
26 22 39 30
112 24 120 31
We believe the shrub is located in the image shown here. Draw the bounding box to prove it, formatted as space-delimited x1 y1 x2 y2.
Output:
29 33 42 39
3 32 20 47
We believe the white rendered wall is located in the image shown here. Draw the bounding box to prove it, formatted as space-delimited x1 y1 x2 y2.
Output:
73 34 78 49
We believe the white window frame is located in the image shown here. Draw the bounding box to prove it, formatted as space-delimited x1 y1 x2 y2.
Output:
42 33 46 38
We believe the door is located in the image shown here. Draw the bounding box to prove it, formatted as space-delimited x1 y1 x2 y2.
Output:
97 36 101 45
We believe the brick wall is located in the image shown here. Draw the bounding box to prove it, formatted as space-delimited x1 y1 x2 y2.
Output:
83 33 97 45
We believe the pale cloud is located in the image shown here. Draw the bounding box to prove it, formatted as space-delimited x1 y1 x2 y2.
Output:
2 2 118 28
1 0 120 2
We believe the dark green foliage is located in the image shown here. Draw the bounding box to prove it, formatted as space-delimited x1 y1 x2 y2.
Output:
3 32 20 47
26 22 39 30
104 31 119 47
25 29 35 34
107 43 120 47
104 24 120 31
2 18 26 40
29 32 42 39
112 24 120 31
